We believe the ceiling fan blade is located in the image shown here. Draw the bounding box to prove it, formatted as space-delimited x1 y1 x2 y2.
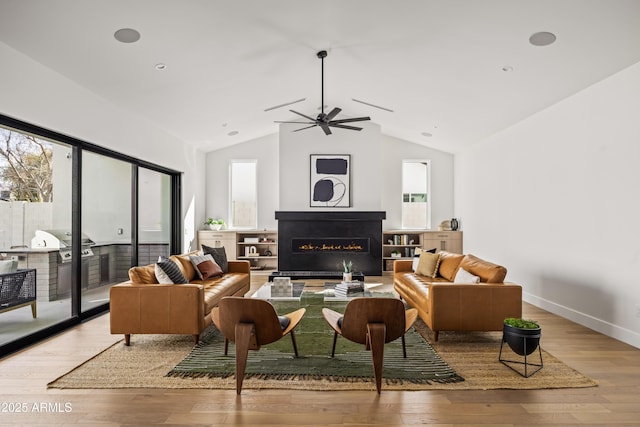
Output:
293 124 318 132
325 107 342 121
329 123 363 131
290 109 317 122
330 116 371 124
274 120 315 124
319 123 332 135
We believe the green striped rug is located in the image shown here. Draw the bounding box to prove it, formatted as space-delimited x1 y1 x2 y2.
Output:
167 292 463 384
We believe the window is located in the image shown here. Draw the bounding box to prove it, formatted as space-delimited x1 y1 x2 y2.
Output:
229 160 257 229
402 160 430 229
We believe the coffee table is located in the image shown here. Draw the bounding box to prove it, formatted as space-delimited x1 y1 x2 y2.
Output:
251 281 388 302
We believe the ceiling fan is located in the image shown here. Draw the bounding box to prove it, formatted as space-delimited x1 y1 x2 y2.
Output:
275 50 371 135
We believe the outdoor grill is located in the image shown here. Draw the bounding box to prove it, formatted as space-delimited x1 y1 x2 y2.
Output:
31 229 95 263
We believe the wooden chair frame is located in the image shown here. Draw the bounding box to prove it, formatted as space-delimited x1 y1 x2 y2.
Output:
322 297 418 393
211 296 306 394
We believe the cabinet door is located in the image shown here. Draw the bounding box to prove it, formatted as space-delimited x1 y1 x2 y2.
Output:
197 231 237 260
423 231 463 254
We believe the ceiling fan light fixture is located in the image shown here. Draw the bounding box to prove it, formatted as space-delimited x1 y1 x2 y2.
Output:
275 50 371 135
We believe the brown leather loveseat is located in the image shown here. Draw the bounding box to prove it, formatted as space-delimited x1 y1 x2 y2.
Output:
394 251 522 341
110 252 250 345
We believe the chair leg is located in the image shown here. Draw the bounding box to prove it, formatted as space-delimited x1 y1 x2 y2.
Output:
234 323 254 395
367 323 386 394
30 302 37 318
290 330 299 357
331 331 338 357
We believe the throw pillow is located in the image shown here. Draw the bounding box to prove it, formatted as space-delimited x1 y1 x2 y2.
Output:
415 251 440 278
0 259 18 274
189 254 223 280
412 247 437 271
155 259 188 284
201 244 228 273
453 267 480 284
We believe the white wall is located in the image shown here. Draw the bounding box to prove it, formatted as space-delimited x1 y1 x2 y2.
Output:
455 61 640 348
0 42 205 251
205 133 279 230
381 135 455 229
205 122 455 231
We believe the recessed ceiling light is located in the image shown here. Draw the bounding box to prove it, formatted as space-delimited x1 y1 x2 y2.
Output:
114 28 141 43
421 132 433 138
154 63 166 71
227 131 239 136
529 31 556 47
502 65 514 72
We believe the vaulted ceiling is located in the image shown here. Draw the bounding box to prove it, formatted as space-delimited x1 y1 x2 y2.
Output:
1 0 639 153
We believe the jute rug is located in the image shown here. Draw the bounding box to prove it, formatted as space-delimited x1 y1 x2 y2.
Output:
48 320 597 391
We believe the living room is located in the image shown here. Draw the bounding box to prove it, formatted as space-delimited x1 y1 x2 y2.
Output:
1 1 640 425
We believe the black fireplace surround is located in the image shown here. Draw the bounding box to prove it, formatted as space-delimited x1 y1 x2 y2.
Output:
275 211 386 277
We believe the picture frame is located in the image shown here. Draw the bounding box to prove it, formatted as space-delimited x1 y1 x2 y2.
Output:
310 154 351 207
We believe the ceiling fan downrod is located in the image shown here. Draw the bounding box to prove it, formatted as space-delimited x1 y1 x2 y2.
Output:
317 50 327 117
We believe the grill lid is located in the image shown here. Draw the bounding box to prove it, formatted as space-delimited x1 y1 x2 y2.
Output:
31 229 95 249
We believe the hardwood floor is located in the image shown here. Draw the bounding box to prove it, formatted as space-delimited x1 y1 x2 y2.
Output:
1 275 639 426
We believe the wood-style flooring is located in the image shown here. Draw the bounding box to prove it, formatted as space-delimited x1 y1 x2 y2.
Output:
1 275 639 426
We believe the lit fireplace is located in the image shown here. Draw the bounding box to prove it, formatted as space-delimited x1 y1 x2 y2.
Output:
274 211 385 277
293 238 369 253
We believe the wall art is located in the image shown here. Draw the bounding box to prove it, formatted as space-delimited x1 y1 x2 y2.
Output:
310 154 351 207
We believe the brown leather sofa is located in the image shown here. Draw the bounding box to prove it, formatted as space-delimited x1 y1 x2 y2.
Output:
394 251 522 341
110 252 250 345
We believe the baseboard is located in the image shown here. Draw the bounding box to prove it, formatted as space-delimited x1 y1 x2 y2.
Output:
523 292 640 350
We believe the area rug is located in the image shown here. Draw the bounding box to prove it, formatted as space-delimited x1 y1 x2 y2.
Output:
48 292 597 391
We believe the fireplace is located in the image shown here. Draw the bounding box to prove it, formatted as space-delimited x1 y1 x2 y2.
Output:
273 211 385 278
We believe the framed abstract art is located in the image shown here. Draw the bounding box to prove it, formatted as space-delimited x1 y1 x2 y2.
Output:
310 154 351 207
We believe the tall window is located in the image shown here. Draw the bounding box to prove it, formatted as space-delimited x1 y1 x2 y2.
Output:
402 160 430 229
229 160 257 229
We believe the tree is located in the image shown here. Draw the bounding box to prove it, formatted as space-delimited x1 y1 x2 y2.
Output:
0 129 53 202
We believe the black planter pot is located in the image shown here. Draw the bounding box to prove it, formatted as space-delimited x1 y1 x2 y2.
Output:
503 324 541 356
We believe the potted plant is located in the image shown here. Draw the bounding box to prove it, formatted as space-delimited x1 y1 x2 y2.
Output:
502 317 541 356
205 218 225 231
342 260 353 283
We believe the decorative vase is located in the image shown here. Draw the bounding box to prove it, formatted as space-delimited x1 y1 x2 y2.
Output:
343 272 352 283
451 218 459 231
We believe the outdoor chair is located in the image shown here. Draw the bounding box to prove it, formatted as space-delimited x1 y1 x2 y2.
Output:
322 297 418 393
211 296 306 394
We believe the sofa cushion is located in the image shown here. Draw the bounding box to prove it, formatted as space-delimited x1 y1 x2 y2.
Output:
155 259 188 284
189 254 223 280
170 254 197 282
128 264 158 284
415 251 440 278
437 251 465 281
459 254 507 283
201 245 229 273
453 267 480 283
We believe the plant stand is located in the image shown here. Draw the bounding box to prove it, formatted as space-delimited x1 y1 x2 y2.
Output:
499 329 543 378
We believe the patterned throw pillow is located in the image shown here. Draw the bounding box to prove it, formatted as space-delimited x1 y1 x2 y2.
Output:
201 245 228 273
154 259 188 284
189 254 223 280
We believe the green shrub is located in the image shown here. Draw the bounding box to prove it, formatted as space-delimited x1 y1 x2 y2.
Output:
504 318 540 329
